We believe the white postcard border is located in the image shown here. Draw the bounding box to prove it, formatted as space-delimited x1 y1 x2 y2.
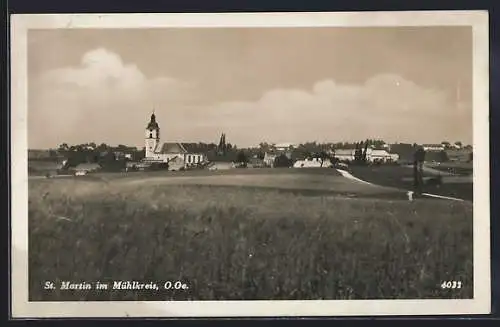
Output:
10 11 490 318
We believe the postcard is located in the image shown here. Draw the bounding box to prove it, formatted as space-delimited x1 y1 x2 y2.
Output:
10 11 490 317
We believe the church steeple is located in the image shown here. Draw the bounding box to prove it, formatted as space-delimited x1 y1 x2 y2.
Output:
145 110 160 158
147 110 159 131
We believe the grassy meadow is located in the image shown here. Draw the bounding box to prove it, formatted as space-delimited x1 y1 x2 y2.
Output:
28 172 473 301
349 165 473 201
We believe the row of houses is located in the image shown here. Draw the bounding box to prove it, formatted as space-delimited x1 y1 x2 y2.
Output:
334 148 399 163
26 146 402 175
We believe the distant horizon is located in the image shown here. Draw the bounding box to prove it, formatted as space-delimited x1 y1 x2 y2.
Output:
28 27 472 149
28 139 472 151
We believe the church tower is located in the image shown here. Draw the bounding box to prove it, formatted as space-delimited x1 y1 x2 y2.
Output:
145 112 160 158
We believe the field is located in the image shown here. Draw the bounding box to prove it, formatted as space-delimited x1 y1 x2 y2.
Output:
425 162 473 177
349 165 473 201
28 168 473 301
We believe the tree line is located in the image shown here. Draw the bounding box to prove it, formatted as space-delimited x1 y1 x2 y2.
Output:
40 135 469 171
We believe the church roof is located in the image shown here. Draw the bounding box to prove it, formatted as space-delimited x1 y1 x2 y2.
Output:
160 143 205 154
160 143 188 154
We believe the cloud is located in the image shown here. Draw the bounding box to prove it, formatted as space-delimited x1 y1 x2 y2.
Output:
28 48 471 148
170 74 470 146
29 48 194 147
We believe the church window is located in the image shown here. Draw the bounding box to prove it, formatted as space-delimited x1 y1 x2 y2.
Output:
149 132 152 138
188 155 191 163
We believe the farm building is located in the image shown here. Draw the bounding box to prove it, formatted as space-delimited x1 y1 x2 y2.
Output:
204 150 238 170
263 152 277 167
125 161 140 171
73 163 102 174
334 149 356 162
125 161 151 171
422 144 445 152
333 148 397 163
368 149 399 162
273 143 296 151
263 151 292 167
166 156 186 171
247 157 265 168
293 157 332 168
207 162 236 170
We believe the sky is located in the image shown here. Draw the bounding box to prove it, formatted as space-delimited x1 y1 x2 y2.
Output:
27 27 473 149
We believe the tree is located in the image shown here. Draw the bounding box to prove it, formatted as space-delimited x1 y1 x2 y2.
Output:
454 141 463 148
362 141 369 162
217 133 228 154
413 146 426 195
98 151 117 167
58 143 69 152
117 144 128 151
274 154 292 168
354 143 360 161
236 150 248 167
372 139 386 148
350 140 370 165
97 143 109 152
317 151 331 167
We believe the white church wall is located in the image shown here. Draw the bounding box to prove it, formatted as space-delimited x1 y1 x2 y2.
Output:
143 114 208 169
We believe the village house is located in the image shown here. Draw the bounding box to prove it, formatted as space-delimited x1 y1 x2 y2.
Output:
247 157 265 168
263 151 292 167
293 157 333 168
422 144 445 152
273 143 296 151
334 149 356 162
125 161 150 171
333 148 398 163
207 162 236 170
73 162 101 175
368 149 399 163
205 151 237 170
263 152 278 167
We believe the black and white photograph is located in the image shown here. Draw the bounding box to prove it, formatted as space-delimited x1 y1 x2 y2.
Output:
10 11 490 317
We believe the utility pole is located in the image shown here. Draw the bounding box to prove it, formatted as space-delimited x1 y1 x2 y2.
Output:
413 144 426 195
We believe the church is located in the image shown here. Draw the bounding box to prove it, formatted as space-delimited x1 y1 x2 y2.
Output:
143 112 207 169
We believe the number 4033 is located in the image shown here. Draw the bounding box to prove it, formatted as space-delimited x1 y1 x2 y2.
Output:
441 281 462 289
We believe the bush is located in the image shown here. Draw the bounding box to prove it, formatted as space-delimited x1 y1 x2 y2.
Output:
274 154 292 168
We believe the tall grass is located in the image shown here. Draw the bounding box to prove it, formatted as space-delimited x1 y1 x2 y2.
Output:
28 178 473 301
